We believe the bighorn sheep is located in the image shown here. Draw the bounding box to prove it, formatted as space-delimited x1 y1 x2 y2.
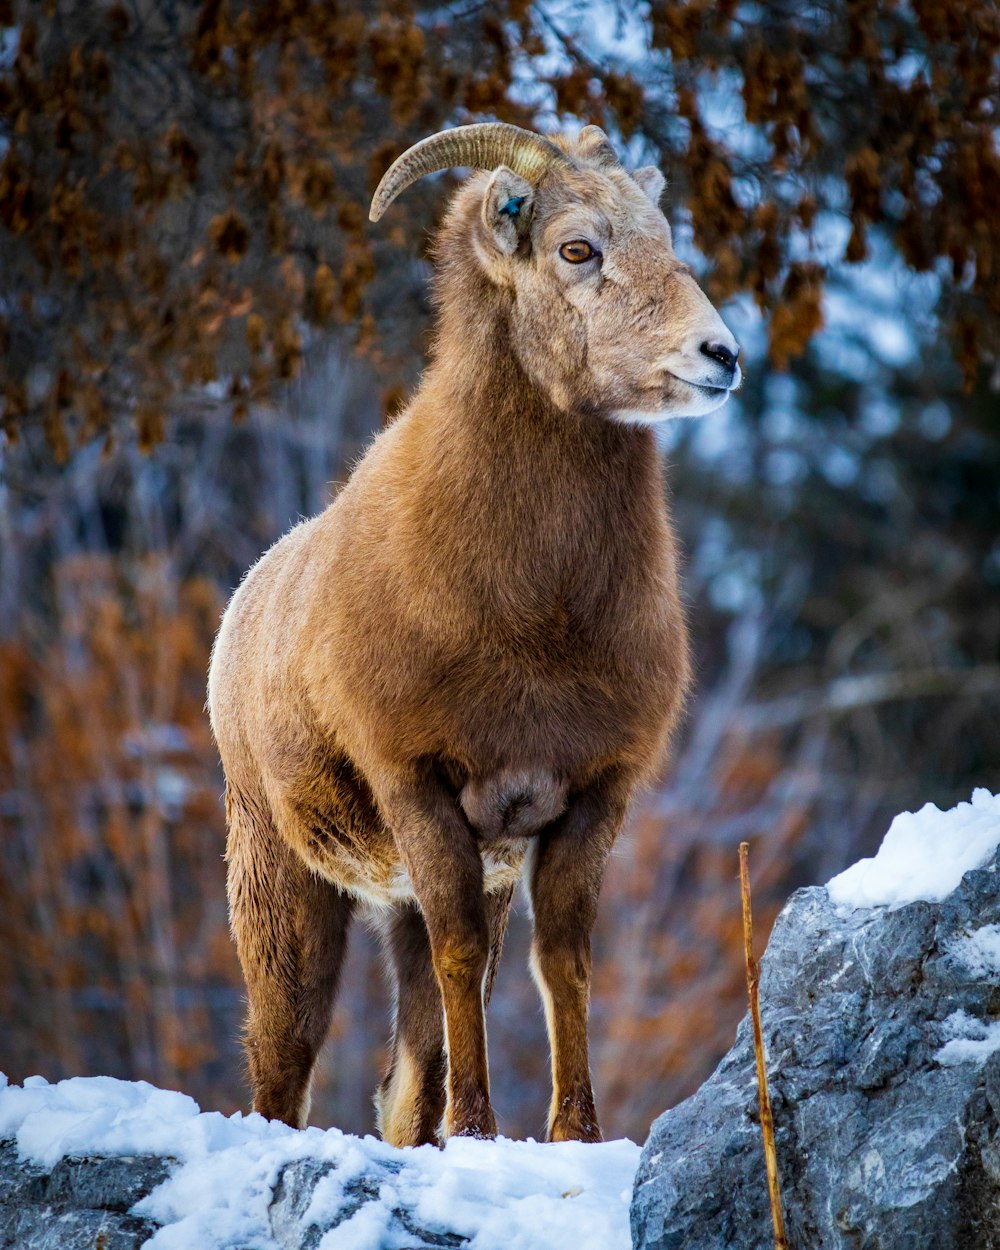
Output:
208 122 740 1146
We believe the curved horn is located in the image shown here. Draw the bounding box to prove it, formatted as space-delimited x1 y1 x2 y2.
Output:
369 122 572 223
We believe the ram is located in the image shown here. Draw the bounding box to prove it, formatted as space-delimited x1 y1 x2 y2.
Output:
208 122 740 1147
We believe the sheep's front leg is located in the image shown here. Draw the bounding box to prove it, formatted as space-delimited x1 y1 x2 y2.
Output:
385 777 495 1141
529 768 631 1143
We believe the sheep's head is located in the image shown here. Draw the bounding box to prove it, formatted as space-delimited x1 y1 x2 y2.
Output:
371 123 741 423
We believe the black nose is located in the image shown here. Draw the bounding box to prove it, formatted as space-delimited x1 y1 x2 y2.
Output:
700 340 739 373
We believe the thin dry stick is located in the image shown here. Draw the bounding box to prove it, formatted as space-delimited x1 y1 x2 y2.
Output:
739 841 789 1250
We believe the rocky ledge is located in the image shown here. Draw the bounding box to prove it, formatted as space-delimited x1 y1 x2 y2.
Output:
0 1078 636 1248
0 1141 477 1249
632 845 1000 1249
5 794 998 1249
0 1141 467 1249
0 1142 171 1250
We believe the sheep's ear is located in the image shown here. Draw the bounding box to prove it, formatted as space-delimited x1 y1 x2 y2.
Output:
481 166 535 256
634 165 666 207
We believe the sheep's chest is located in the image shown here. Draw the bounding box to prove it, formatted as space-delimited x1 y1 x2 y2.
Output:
427 584 684 786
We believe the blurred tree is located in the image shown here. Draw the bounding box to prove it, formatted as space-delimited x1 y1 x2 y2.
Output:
0 373 390 1126
1 0 998 1140
0 0 540 454
637 0 1000 383
1 0 998 455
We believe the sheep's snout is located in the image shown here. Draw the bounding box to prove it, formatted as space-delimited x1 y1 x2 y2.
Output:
663 321 742 393
460 768 568 840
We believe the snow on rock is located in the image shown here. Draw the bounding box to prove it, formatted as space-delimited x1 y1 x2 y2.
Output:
936 1010 1000 1068
826 787 1000 909
0 1072 638 1250
952 923 1000 977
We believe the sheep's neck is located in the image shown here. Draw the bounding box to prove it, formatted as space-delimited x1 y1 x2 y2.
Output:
408 295 670 625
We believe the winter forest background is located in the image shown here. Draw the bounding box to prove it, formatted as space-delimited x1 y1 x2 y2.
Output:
0 0 998 1143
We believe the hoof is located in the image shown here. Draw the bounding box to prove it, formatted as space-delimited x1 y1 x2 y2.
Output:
548 1093 602 1143
444 1097 497 1141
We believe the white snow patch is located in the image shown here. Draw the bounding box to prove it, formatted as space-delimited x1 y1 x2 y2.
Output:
935 1010 1000 1068
0 1074 639 1250
951 924 1000 977
826 789 1000 910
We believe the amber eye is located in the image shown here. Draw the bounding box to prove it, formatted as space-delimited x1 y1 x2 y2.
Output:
559 239 599 264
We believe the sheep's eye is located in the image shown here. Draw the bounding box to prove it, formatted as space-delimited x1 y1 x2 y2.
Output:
559 240 599 264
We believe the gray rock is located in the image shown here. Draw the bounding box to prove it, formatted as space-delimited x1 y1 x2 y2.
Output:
0 1141 46 1209
269 1157 385 1250
268 1153 468 1250
632 853 1000 1250
0 1128 470 1249
0 1140 170 1250
42 1151 173 1213
1 1205 158 1250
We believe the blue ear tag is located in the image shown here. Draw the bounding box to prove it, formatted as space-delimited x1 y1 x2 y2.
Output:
499 195 526 218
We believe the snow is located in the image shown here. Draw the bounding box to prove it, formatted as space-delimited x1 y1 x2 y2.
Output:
826 789 1000 910
0 1073 638 1250
951 924 1000 978
8 788 1000 1245
935 1010 1000 1068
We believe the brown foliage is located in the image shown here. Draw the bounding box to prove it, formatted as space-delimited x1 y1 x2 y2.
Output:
1 0 998 1145
0 0 537 452
650 0 1000 379
0 557 240 1097
1 0 998 454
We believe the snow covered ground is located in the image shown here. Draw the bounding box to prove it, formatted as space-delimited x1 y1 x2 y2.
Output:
0 1073 638 1249
3 788 999 1248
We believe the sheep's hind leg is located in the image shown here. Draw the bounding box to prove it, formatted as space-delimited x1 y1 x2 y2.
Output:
226 796 353 1128
376 902 447 1146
